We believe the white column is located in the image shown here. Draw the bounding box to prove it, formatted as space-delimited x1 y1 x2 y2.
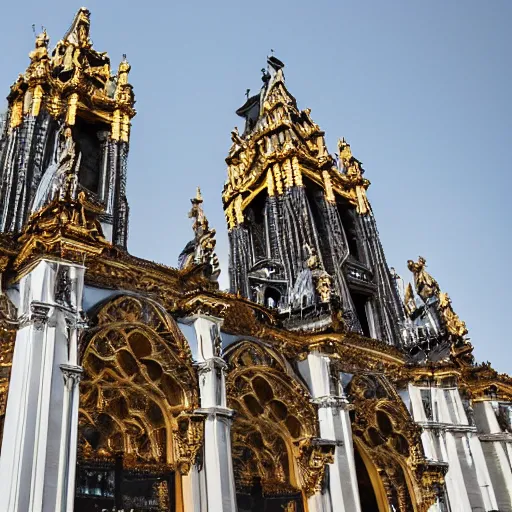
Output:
443 432 472 512
183 315 237 512
298 352 361 512
0 259 85 512
467 432 499 511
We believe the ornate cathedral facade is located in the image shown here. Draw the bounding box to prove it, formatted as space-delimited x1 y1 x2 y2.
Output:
1 9 512 512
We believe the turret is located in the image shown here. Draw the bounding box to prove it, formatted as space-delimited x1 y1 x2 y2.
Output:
224 56 405 344
0 8 135 247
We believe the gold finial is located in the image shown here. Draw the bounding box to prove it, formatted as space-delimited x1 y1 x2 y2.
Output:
195 187 203 202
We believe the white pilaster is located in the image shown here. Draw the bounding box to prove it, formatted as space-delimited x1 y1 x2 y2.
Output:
298 352 361 512
0 259 85 512
183 315 237 512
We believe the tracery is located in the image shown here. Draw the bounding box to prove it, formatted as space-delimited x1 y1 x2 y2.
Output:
76 295 201 511
226 341 332 510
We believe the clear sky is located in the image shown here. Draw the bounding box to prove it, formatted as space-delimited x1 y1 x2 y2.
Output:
0 1 510 371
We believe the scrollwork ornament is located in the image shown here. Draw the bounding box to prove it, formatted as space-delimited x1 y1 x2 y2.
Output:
174 413 204 474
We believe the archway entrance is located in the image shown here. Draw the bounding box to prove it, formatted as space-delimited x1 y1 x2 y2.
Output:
75 296 201 512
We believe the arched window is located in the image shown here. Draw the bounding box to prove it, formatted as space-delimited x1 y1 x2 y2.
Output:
76 296 200 512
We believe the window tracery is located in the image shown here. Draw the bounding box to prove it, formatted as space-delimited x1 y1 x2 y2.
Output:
78 295 201 474
226 341 333 501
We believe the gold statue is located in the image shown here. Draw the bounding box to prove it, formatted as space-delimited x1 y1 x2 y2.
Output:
337 138 371 215
438 292 468 337
28 30 50 79
315 274 332 303
337 137 353 167
404 283 417 316
407 257 440 303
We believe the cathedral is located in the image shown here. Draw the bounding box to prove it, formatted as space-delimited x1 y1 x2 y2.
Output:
1 8 512 512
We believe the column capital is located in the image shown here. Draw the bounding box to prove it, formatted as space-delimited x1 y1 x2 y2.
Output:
19 301 53 330
60 364 83 389
196 357 228 375
311 395 355 411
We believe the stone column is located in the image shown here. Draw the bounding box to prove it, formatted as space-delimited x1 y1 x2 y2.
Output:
0 259 85 512
474 401 512 511
181 315 237 512
298 351 361 512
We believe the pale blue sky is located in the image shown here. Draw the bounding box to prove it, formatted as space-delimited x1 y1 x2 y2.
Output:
1 1 510 371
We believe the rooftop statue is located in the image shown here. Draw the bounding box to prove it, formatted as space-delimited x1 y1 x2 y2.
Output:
337 138 371 215
179 188 220 282
438 291 468 338
407 256 440 303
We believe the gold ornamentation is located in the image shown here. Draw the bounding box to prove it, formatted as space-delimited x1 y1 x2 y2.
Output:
315 273 332 303
79 295 201 473
65 93 78 126
31 85 44 116
9 99 23 128
7 9 136 146
226 341 327 498
404 282 416 316
225 202 236 230
273 163 284 195
121 113 130 142
234 194 244 224
283 159 293 188
407 256 440 302
322 170 335 202
112 109 121 141
174 413 204 474
407 257 468 340
438 292 468 338
266 169 275 196
292 156 302 186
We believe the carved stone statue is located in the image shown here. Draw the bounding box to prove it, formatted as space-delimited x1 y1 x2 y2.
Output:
31 128 79 213
407 257 440 303
178 188 220 282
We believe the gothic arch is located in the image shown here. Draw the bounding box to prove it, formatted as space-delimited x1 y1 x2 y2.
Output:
76 295 202 510
348 373 444 512
225 340 333 505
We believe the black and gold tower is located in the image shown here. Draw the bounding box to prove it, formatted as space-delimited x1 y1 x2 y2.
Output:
224 57 404 344
0 8 135 246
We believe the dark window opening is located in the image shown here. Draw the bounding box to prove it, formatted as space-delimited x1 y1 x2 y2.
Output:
354 447 380 512
73 118 107 195
337 199 360 261
352 292 371 337
236 480 304 512
264 287 281 309
304 177 333 275
246 190 269 262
